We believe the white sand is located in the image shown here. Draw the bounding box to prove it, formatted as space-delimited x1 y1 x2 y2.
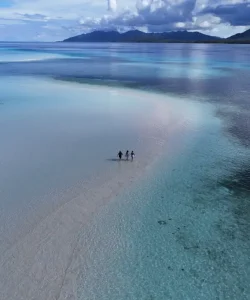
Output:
0 83 204 300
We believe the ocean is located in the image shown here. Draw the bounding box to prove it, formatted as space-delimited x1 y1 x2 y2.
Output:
0 42 249 299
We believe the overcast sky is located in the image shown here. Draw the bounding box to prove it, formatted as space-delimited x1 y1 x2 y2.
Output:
0 0 249 41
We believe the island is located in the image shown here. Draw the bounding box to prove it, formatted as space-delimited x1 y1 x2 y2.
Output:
62 29 250 44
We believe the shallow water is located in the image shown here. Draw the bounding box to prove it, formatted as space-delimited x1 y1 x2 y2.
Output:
0 76 160 254
72 106 249 300
0 43 249 299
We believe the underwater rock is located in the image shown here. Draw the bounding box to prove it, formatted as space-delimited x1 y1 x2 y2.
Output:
158 220 167 225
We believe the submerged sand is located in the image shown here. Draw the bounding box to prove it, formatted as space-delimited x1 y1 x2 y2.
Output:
0 80 203 300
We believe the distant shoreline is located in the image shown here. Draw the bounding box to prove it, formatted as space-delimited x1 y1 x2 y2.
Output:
61 40 250 44
62 29 250 44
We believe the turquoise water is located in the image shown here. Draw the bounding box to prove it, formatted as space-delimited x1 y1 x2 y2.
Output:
0 43 249 299
73 110 249 300
58 100 249 300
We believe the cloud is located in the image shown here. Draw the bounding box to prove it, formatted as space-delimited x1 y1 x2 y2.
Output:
78 0 250 36
79 0 199 32
136 0 196 25
107 0 117 12
200 1 250 26
16 13 49 21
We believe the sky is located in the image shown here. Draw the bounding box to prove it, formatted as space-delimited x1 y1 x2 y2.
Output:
0 0 249 41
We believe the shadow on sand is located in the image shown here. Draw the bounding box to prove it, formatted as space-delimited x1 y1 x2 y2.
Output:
106 158 131 162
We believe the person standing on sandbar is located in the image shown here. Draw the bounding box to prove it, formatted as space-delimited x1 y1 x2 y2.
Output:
118 151 123 160
125 150 130 160
131 151 135 161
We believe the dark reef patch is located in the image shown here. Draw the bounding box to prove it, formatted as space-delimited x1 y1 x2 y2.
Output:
158 220 167 225
218 166 250 242
217 108 250 147
219 166 250 195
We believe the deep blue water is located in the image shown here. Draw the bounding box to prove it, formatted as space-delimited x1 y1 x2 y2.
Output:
0 43 250 300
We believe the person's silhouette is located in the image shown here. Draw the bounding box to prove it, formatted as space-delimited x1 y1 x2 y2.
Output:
131 151 135 161
125 150 129 160
117 151 123 160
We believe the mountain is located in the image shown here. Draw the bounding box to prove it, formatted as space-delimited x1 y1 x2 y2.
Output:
63 30 222 43
227 29 250 41
64 31 121 42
